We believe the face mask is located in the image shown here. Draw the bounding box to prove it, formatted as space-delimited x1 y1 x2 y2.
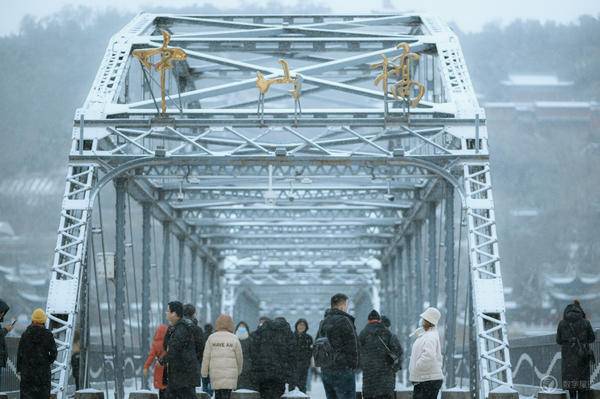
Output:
237 327 248 335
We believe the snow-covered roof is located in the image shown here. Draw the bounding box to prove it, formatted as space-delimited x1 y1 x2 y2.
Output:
501 74 573 87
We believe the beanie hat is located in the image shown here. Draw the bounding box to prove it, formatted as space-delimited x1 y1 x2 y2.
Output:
420 307 441 326
32 308 47 324
368 309 381 321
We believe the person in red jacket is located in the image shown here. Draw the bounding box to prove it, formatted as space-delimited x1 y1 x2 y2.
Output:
144 324 169 397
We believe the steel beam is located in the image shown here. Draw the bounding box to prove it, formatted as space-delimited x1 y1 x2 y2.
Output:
191 247 198 308
141 202 152 388
113 177 126 399
162 222 171 308
415 219 423 312
428 202 438 307
178 236 185 301
443 183 457 386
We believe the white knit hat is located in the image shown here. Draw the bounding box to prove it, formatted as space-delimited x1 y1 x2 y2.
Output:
420 307 441 326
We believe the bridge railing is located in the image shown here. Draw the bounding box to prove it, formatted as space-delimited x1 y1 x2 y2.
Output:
1 337 143 392
510 328 600 388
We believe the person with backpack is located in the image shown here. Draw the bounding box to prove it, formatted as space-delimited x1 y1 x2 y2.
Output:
409 307 443 399
359 310 403 399
16 308 58 399
161 301 200 399
314 293 359 399
250 316 296 399
556 300 596 399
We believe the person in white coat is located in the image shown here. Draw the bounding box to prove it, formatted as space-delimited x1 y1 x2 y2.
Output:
409 307 444 399
202 314 244 399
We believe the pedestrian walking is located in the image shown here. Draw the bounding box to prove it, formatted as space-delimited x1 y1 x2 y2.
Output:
409 307 443 399
144 324 169 397
16 308 58 399
293 318 313 393
250 316 296 399
235 321 255 390
556 300 596 399
161 301 200 399
314 293 359 399
202 314 243 399
358 310 403 399
0 299 14 386
184 303 206 387
203 323 215 395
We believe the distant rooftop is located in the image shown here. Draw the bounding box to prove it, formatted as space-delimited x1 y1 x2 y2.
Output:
501 74 573 87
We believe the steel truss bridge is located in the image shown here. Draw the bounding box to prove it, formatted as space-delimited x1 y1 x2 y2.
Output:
45 12 512 399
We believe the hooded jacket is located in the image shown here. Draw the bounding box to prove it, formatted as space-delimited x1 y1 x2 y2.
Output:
144 324 168 390
16 323 58 390
250 317 296 383
0 299 9 368
317 308 359 371
202 316 243 390
556 303 596 389
408 326 443 383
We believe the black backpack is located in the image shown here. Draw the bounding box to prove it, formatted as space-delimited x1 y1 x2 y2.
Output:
313 321 335 368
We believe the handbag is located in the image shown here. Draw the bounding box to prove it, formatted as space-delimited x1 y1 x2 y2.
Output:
377 334 401 371
568 323 596 365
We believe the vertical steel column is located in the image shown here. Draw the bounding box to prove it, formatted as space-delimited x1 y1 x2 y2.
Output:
428 202 438 307
444 185 457 386
178 236 185 301
162 222 171 312
405 235 415 329
414 220 423 313
113 178 127 399
141 202 152 386
390 256 397 327
381 262 389 315
395 248 403 336
191 247 198 308
202 258 210 323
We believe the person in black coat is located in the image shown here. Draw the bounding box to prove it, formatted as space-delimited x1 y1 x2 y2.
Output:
0 299 14 381
317 293 359 399
161 301 200 398
250 316 296 399
184 303 205 387
235 321 255 390
293 318 313 393
556 300 596 399
16 308 58 399
358 310 403 399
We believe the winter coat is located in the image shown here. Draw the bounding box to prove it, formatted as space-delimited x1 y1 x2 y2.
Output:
556 303 596 390
144 324 168 390
0 299 9 368
408 327 443 383
202 330 243 389
163 318 201 389
16 323 58 392
294 319 313 370
359 321 403 398
317 308 359 371
188 317 206 381
237 333 255 389
250 317 296 384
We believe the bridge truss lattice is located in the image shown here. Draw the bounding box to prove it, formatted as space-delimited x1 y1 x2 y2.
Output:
45 13 512 398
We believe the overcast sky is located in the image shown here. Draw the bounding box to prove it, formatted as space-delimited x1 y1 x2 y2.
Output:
2 0 599 36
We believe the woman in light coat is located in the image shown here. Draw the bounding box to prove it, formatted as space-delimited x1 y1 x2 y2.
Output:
409 307 444 399
202 314 243 399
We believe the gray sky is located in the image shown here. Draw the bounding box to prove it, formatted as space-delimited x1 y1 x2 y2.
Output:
2 0 599 36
